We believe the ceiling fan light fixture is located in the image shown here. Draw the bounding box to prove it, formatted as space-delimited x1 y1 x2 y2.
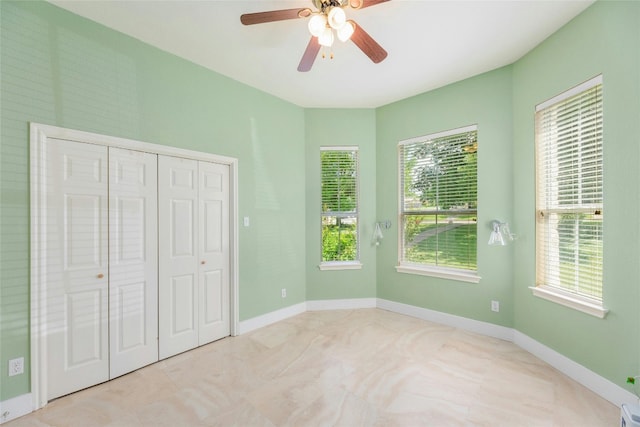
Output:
318 26 335 47
308 14 327 37
337 20 355 41
241 0 390 72
327 7 346 30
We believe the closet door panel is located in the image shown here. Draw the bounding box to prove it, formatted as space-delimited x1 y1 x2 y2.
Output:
109 148 158 378
198 162 230 344
46 139 109 400
203 270 223 324
170 274 196 333
159 156 199 359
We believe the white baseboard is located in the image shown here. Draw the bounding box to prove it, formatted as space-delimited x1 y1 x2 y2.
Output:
223 298 638 409
9 298 630 423
377 297 636 407
307 298 377 311
513 330 637 407
376 298 514 341
0 393 32 424
238 299 376 333
238 302 306 334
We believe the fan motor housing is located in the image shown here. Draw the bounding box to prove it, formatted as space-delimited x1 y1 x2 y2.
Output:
313 0 348 12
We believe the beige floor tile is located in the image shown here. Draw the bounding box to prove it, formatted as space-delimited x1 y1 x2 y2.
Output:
7 309 619 427
202 399 276 427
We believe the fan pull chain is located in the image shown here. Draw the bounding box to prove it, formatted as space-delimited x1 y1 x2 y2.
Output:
321 47 335 60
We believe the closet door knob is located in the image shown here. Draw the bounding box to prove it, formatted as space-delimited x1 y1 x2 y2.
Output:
201 261 206 265
97 273 104 279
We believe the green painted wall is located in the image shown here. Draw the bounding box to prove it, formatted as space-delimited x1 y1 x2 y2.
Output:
375 66 515 327
1 0 638 407
305 109 377 300
0 1 306 401
511 0 640 390
372 0 640 393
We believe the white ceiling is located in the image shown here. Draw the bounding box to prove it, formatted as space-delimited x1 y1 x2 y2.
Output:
47 0 594 108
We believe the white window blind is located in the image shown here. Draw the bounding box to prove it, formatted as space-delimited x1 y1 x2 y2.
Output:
321 147 359 262
399 126 478 273
535 76 603 303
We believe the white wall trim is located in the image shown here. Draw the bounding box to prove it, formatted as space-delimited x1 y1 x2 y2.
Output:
29 123 238 164
306 298 377 311
513 330 636 407
238 303 307 335
376 298 514 341
395 264 481 283
536 74 603 111
376 298 634 407
0 393 33 424
238 299 378 335
318 261 363 271
529 285 608 319
245 300 638 408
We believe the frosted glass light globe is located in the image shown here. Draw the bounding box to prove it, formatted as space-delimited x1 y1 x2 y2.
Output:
308 14 327 37
318 27 335 47
337 21 355 41
327 7 346 30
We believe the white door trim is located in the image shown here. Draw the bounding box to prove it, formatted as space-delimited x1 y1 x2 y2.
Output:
29 122 240 410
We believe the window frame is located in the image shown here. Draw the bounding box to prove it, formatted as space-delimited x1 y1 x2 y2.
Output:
396 125 480 283
319 146 362 271
532 75 608 318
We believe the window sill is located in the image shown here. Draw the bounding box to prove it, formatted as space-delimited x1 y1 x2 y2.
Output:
395 263 481 283
318 261 363 271
529 285 609 319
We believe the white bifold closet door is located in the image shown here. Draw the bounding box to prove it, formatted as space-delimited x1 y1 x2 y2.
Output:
45 140 159 400
198 161 230 344
45 139 110 400
108 148 158 378
158 156 230 360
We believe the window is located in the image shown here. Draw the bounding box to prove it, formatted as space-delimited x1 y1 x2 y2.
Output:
534 75 606 318
397 126 478 282
320 147 360 269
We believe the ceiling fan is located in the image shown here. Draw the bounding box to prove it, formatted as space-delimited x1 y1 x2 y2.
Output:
240 0 389 72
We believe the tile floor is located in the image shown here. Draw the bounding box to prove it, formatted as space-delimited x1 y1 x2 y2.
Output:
7 309 619 426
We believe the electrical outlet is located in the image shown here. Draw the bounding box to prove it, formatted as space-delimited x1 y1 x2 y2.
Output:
491 300 500 313
281 288 287 298
8 357 24 376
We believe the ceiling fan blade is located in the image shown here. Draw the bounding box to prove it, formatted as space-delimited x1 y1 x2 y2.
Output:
350 22 388 63
240 8 307 25
349 0 390 9
298 37 321 72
